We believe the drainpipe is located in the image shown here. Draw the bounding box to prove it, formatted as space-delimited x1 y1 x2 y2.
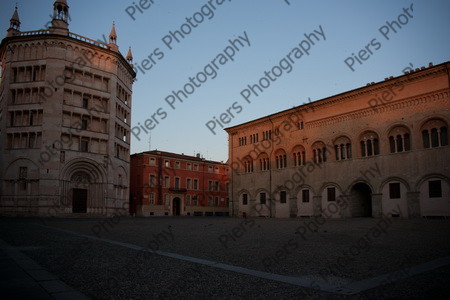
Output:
269 117 274 218
230 131 235 217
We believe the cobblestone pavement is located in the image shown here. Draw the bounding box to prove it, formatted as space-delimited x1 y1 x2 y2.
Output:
1 216 449 299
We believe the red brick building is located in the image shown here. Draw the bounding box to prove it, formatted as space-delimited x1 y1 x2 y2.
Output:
130 151 230 216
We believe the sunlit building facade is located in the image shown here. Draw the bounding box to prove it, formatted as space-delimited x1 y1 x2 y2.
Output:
226 62 450 218
0 1 136 216
130 151 230 216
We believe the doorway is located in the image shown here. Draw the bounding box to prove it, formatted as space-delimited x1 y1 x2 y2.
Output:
72 189 87 213
173 197 181 216
351 183 372 217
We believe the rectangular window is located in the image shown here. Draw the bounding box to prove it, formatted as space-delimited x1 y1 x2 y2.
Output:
193 179 198 190
187 163 192 170
149 174 156 188
302 189 310 203
193 195 198 206
164 176 170 188
429 180 442 198
164 160 170 168
208 180 213 191
186 195 191 206
214 181 220 191
149 193 155 205
193 164 198 171
175 161 180 169
186 178 192 190
81 119 88 130
149 157 156 165
80 139 89 152
243 193 248 205
175 177 180 189
164 194 169 205
260 193 266 205
280 191 287 204
208 196 213 206
82 98 88 109
327 187 336 201
215 197 219 206
389 183 401 199
28 135 35 148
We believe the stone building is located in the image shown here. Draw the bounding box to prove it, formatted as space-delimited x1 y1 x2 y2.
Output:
130 151 230 216
0 1 136 216
225 61 450 218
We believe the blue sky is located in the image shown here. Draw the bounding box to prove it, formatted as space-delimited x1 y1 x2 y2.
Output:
1 0 449 162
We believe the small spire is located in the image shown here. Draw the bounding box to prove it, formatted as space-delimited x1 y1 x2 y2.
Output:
109 22 117 44
126 47 133 63
10 5 21 30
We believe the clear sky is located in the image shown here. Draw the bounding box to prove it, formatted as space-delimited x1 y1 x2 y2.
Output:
1 0 449 162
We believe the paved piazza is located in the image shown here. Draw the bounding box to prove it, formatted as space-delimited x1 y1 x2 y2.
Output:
1 216 450 299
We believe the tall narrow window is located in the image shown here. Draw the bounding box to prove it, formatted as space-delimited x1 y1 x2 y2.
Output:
431 128 439 148
360 141 366 157
186 178 192 190
396 135 403 152
28 134 35 148
193 179 198 190
422 130 430 148
429 180 442 198
389 183 401 199
149 175 156 188
280 191 287 204
242 193 248 205
302 189 309 203
80 139 89 152
83 98 88 109
360 132 379 157
327 187 336 201
260 193 266 205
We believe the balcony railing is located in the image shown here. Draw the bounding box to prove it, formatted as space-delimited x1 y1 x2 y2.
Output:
169 188 187 193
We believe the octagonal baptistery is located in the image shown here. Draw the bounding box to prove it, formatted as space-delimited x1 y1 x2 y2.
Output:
0 1 136 216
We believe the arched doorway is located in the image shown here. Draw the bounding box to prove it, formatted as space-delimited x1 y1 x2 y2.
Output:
71 171 90 213
351 183 372 217
173 197 181 216
61 158 107 215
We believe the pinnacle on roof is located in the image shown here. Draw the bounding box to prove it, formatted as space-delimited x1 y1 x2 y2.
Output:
126 47 133 63
109 22 117 44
